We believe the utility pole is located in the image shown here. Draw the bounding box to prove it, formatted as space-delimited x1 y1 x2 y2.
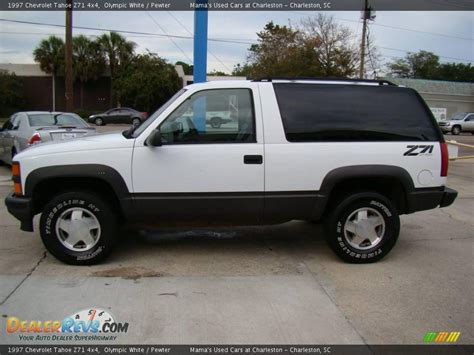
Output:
359 0 369 79
65 0 74 111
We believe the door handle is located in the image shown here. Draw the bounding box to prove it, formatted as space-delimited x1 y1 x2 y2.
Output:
244 155 263 164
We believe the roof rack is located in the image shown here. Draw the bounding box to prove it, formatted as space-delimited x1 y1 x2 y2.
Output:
252 77 397 86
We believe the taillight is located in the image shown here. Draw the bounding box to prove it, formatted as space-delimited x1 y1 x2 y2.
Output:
28 132 42 146
12 162 22 196
440 142 449 177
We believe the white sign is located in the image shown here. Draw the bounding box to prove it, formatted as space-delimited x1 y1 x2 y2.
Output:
430 107 447 121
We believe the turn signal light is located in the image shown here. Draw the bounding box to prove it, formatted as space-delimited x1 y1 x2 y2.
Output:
12 162 22 196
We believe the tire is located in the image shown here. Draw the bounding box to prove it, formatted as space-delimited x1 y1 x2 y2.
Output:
132 118 141 127
94 117 104 126
39 191 118 265
324 192 400 263
210 117 222 129
451 125 461 135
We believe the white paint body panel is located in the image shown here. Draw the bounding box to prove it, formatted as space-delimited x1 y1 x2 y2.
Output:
13 80 446 196
15 132 134 190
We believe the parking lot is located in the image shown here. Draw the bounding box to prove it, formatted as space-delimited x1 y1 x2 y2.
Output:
0 126 472 345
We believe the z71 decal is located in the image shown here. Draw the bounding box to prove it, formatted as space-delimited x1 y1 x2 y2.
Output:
404 145 434 156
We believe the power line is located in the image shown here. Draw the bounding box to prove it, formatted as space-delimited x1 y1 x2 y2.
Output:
1 18 472 64
289 11 472 41
0 18 254 45
145 12 192 62
166 11 232 73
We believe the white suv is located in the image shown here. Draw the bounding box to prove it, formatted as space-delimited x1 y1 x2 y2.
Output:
5 78 457 265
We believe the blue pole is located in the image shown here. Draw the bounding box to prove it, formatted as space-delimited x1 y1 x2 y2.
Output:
193 0 208 83
193 0 208 132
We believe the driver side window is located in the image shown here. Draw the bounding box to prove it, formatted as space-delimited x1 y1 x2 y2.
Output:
159 89 255 144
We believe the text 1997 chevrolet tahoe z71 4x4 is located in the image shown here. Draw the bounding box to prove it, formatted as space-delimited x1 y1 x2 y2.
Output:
5 78 458 265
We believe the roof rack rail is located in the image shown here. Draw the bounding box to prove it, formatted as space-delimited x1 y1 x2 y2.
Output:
252 77 397 86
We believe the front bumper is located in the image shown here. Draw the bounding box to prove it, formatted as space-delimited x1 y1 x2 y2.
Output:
439 126 451 133
4 193 34 231
406 187 458 214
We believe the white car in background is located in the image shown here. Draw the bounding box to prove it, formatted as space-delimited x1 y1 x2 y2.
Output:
0 111 96 165
438 112 474 135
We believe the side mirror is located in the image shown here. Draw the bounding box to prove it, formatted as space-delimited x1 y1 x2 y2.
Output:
145 129 162 147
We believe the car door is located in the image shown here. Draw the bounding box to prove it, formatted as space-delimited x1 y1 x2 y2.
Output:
464 114 474 132
131 87 265 224
106 109 121 124
120 109 133 124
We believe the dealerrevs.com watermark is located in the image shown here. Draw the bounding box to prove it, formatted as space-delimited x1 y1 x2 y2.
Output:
5 307 129 342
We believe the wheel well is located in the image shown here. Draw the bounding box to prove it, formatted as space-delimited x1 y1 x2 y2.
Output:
326 177 408 214
32 177 123 217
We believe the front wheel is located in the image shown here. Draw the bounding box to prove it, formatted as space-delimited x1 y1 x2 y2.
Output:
451 126 461 135
324 192 400 263
94 117 104 126
39 191 118 265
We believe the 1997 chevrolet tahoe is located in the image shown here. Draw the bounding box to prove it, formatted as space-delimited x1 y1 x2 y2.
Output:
5 78 457 264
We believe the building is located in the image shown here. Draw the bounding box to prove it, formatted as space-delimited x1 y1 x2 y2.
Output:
386 78 474 120
0 63 244 113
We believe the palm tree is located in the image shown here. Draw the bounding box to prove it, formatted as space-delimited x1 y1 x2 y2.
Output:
33 36 65 111
73 35 105 109
98 32 136 106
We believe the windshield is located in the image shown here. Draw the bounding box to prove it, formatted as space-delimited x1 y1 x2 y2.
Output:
28 113 87 127
131 89 187 138
451 112 466 120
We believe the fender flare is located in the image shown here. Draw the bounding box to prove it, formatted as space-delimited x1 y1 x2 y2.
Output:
24 164 130 199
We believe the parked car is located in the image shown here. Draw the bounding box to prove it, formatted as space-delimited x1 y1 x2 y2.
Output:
5 78 457 265
438 112 474 135
88 107 148 126
0 111 95 165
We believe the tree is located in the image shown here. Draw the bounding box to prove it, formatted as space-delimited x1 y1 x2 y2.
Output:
435 62 474 82
241 16 361 78
387 50 440 79
73 35 105 109
246 21 306 78
298 14 359 77
98 32 136 106
114 53 181 113
33 36 64 110
232 63 253 77
175 61 193 75
0 71 25 117
208 70 228 76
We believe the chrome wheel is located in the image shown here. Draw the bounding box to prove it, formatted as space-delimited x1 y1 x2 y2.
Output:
55 208 101 252
344 207 385 250
95 118 103 126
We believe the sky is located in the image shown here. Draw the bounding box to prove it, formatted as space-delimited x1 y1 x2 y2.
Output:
0 10 472 74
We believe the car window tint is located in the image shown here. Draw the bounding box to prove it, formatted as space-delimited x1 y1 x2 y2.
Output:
28 114 86 127
273 83 440 142
159 89 256 144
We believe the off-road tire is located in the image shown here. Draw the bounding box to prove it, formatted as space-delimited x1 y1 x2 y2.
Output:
324 192 400 263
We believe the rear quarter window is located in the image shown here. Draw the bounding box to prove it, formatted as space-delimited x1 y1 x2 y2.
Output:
273 83 441 142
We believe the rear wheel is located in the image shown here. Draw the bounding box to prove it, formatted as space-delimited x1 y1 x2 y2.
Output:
451 125 461 135
324 192 400 263
94 117 104 126
40 191 118 265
